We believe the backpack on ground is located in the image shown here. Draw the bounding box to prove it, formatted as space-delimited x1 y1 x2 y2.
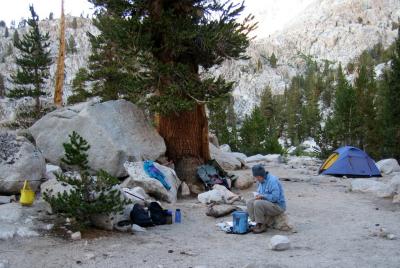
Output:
130 204 154 227
196 160 230 190
148 201 168 225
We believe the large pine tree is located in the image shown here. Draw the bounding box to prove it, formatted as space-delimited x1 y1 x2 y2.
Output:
378 29 400 160
330 64 357 146
88 0 255 192
353 58 379 158
208 94 239 151
8 5 52 113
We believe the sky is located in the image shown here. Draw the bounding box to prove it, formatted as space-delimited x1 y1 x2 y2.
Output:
0 0 95 26
0 0 314 38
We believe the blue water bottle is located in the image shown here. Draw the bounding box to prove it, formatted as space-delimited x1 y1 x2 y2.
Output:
175 209 181 223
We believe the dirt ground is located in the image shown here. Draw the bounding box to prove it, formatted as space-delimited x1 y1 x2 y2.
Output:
1 166 400 268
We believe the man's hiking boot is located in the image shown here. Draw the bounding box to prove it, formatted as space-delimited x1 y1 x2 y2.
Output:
252 223 267 234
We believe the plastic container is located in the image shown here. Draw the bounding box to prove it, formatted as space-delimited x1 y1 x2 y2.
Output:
20 180 35 206
175 209 181 223
232 211 248 234
166 210 173 224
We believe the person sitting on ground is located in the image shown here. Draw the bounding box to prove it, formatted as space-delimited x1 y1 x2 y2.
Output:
246 164 286 234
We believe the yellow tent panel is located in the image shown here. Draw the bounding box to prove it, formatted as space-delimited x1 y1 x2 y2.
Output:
321 153 339 171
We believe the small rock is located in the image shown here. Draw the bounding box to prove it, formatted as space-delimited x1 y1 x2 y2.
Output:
220 144 231 152
0 196 11 204
269 235 291 251
84 253 96 260
179 251 198 256
393 194 400 204
387 234 396 240
131 224 146 233
266 213 293 231
378 228 388 238
180 182 191 197
71 231 81 240
168 250 173 253
0 259 9 268
43 224 54 230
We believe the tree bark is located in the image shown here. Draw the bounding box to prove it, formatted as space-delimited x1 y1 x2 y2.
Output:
54 0 65 107
158 104 210 194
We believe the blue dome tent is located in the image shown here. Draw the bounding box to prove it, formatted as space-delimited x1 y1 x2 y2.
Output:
319 146 381 177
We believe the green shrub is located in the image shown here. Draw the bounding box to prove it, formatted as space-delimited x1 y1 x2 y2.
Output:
43 131 129 228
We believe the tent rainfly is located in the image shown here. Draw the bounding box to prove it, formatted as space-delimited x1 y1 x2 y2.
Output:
319 146 381 177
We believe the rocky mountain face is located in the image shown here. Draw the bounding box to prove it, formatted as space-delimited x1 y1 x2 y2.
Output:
0 16 97 101
0 0 399 120
212 0 400 117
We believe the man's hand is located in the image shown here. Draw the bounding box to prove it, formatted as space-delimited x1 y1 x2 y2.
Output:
255 195 263 200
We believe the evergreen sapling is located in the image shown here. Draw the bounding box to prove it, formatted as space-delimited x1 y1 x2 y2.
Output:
43 131 129 228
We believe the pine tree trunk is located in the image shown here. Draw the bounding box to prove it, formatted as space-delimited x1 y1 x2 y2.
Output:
54 0 65 107
158 104 210 194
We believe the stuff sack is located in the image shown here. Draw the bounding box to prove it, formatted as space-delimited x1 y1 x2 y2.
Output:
148 201 168 225
130 204 154 227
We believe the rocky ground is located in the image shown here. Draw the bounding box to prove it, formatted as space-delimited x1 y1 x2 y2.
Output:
1 163 399 268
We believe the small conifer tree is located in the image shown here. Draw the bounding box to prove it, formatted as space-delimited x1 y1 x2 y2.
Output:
0 74 5 98
8 5 52 113
270 53 277 68
68 68 91 104
43 131 129 228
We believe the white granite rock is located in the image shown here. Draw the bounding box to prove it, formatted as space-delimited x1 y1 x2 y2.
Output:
122 161 181 203
351 179 394 198
29 100 166 177
270 235 291 251
376 159 400 175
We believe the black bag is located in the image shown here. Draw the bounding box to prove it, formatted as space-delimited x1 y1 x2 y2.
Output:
130 204 154 227
148 202 168 225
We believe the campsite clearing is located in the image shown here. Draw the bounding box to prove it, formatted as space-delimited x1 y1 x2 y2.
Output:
0 165 399 268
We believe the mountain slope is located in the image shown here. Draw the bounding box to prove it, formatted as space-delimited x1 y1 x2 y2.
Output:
212 0 400 117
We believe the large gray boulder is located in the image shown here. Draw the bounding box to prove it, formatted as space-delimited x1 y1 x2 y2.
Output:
350 179 393 198
122 161 181 203
29 100 166 177
0 132 46 194
230 152 247 164
209 143 241 170
233 173 254 190
376 159 400 175
287 156 320 168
